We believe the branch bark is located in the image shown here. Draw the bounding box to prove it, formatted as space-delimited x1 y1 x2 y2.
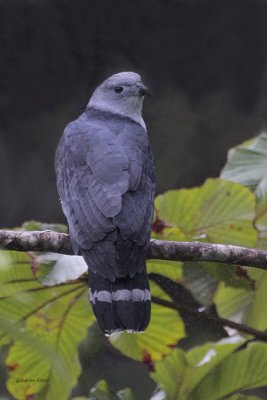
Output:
0 229 267 269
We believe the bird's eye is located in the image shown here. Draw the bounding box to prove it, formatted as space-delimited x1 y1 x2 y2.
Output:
114 86 123 93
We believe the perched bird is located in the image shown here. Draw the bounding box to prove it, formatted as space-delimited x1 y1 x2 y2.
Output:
55 72 155 335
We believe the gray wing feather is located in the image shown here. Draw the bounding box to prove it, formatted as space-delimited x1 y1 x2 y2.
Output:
55 111 155 280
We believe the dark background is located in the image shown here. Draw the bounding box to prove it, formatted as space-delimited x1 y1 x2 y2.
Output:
1 0 267 228
1 1 267 398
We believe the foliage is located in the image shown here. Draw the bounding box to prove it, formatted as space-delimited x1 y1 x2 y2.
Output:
1 132 267 399
0 251 94 400
152 340 267 400
87 380 134 400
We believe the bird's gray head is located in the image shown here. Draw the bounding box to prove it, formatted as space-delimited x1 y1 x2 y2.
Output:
88 72 150 129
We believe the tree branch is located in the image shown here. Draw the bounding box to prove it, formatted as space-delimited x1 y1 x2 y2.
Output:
0 229 267 269
152 296 267 342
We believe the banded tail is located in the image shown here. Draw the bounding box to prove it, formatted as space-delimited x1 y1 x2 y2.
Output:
88 272 151 335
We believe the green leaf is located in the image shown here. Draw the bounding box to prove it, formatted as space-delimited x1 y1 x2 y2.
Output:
190 341 267 400
88 380 134 400
152 337 243 400
220 133 267 249
180 337 244 400
0 251 90 339
21 220 68 232
254 208 267 248
151 225 187 242
245 271 267 331
227 395 264 400
214 283 253 320
0 250 95 399
183 260 253 308
72 397 89 400
151 338 267 400
215 269 267 334
182 262 218 306
151 349 186 400
109 282 185 361
204 262 254 290
155 178 257 247
221 133 267 200
147 259 182 282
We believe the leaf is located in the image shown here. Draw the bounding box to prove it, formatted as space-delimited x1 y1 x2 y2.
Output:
151 349 186 400
221 132 267 200
220 133 267 248
21 220 68 233
190 341 267 400
151 337 243 400
254 208 267 248
227 395 264 400
151 224 187 242
0 250 95 399
153 179 257 314
214 283 253 321
147 259 182 283
155 178 257 247
149 390 166 400
109 282 185 362
88 380 134 400
0 251 90 339
39 253 88 286
183 260 254 308
151 337 267 400
245 270 267 331
204 262 254 290
182 262 218 306
72 397 89 400
180 336 245 400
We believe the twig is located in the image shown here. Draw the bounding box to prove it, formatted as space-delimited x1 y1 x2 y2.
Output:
152 296 267 341
0 230 267 269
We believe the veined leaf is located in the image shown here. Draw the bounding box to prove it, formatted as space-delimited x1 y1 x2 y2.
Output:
151 349 186 400
21 220 68 232
151 337 243 400
220 133 267 249
155 178 257 247
180 337 244 400
221 133 267 194
190 341 267 400
0 250 95 400
255 209 267 248
182 262 218 306
147 260 182 283
88 380 134 400
151 337 267 400
214 283 253 321
227 395 263 400
245 270 267 331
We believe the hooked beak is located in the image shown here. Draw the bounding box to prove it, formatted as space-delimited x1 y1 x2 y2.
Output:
137 82 151 97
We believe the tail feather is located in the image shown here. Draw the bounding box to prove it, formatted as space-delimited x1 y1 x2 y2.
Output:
88 272 151 335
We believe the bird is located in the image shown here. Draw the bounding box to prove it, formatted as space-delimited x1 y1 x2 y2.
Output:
55 72 156 335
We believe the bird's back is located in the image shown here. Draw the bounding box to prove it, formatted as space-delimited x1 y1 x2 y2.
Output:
56 100 155 335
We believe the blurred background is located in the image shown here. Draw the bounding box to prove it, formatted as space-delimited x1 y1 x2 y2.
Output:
1 1 267 398
1 0 267 228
